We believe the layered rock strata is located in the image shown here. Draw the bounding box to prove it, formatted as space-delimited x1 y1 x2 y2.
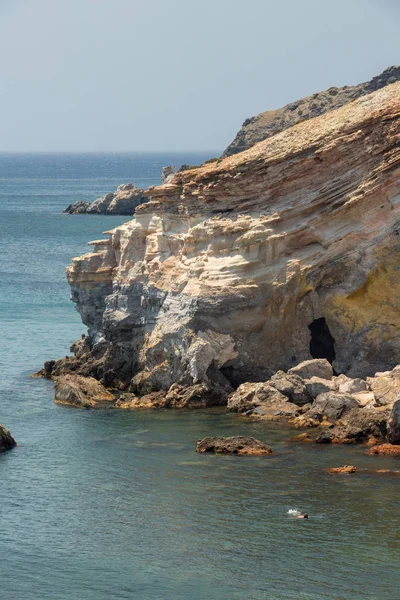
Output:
223 65 400 157
50 82 400 403
64 183 147 215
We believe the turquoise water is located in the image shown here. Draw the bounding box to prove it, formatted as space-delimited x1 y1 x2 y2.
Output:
1 153 400 600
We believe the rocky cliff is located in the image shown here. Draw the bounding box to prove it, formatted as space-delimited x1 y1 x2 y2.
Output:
51 82 400 408
64 183 147 215
223 66 400 157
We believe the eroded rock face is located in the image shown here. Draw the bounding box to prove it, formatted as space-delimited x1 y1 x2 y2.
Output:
64 184 147 215
52 82 400 402
222 66 400 157
196 436 273 455
0 424 16 452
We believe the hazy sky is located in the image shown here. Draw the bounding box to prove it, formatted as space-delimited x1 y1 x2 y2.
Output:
0 0 398 152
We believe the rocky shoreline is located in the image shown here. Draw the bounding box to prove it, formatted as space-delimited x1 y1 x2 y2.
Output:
39 73 400 457
37 357 400 450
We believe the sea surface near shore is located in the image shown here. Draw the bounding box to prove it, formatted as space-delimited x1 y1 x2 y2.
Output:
0 153 399 600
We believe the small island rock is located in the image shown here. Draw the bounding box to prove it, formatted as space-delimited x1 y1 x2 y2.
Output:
196 436 273 455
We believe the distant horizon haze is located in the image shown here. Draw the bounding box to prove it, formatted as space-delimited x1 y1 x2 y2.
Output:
0 0 398 152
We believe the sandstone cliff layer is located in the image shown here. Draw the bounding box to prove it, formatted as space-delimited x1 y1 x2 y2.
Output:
64 183 147 215
54 83 400 404
223 66 400 157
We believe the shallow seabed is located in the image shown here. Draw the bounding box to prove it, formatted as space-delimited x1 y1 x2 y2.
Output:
1 154 399 600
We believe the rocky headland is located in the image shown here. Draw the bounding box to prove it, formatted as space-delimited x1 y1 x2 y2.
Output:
64 183 147 215
222 65 400 157
42 76 400 448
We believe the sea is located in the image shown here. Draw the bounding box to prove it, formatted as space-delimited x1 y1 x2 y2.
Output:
0 153 399 600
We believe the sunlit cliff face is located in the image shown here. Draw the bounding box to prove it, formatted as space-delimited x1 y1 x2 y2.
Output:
66 83 400 391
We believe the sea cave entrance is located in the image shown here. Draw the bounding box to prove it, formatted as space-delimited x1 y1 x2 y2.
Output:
308 317 336 364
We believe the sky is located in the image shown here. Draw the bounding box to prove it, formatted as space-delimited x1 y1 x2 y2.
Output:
0 0 398 152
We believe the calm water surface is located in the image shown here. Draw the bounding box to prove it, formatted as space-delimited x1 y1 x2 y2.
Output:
0 153 399 600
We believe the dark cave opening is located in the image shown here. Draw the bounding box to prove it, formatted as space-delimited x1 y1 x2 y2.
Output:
308 317 336 364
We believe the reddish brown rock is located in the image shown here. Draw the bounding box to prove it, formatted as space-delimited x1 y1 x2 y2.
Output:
366 444 400 456
326 465 357 474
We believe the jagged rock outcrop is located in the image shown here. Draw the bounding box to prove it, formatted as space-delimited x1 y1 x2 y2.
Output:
51 81 400 403
64 183 147 215
223 66 400 157
161 166 177 184
0 424 16 452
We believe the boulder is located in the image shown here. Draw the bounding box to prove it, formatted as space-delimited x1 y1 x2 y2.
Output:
316 406 390 444
387 400 400 445
304 376 336 399
326 465 357 474
268 371 311 405
54 374 115 408
307 392 358 420
227 382 299 419
366 444 400 456
367 375 400 406
196 436 273 455
288 359 333 381
290 432 313 443
165 383 228 408
0 424 16 452
352 391 376 408
338 378 367 394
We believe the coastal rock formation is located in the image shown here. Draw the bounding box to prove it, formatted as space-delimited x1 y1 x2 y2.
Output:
64 183 147 215
54 374 115 408
48 81 400 428
161 166 177 184
366 444 400 456
0 424 16 452
326 465 357 474
223 66 400 157
196 436 273 455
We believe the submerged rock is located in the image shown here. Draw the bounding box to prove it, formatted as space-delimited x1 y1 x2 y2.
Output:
196 436 273 455
326 465 357 474
0 424 16 452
